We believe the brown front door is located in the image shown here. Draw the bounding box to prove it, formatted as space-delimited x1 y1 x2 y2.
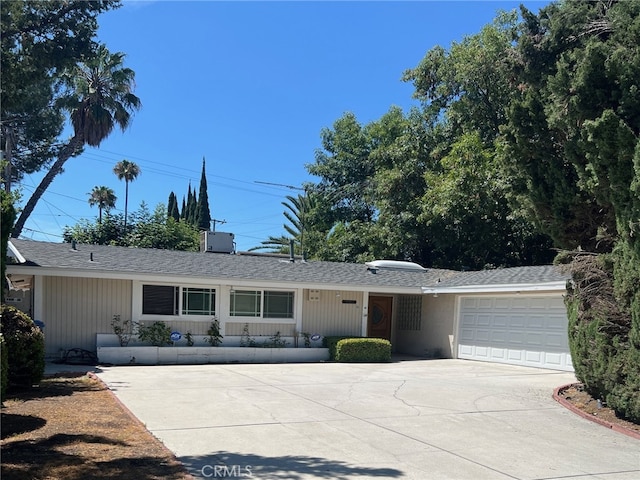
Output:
368 296 393 340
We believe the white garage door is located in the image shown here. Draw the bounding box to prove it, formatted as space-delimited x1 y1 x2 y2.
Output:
457 295 573 371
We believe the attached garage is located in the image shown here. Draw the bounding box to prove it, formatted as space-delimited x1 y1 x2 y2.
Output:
456 294 573 371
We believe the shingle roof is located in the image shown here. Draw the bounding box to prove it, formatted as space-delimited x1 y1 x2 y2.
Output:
434 265 568 287
8 240 568 292
8 239 457 291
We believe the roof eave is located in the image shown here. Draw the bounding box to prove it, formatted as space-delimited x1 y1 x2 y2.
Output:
421 281 567 294
7 241 26 264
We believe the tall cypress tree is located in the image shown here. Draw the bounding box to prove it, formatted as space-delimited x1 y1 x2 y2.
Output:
180 195 187 220
189 191 198 226
196 157 212 231
185 183 195 225
167 192 180 221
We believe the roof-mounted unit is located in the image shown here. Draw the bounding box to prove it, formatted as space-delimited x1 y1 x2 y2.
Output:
200 231 235 254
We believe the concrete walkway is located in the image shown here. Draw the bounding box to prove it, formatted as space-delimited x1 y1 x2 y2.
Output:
92 359 640 480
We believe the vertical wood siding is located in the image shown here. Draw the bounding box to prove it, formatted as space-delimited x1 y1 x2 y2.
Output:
42 277 132 357
224 322 296 337
137 320 214 336
302 289 362 336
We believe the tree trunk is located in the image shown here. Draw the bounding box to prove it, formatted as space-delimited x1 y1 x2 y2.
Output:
11 135 84 238
2 124 15 192
123 180 129 232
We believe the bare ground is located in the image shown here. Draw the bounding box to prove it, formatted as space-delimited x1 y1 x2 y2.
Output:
558 383 640 437
1 373 193 480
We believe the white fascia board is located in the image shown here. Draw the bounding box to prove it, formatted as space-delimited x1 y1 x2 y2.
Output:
7 241 26 264
421 281 567 294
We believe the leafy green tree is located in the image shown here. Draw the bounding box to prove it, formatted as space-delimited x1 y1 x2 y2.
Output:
306 104 552 267
126 203 199 251
402 11 518 146
420 132 553 269
88 185 117 223
64 213 124 245
64 202 199 251
113 159 141 233
309 112 376 224
12 44 141 238
500 0 640 421
196 158 212 230
1 0 120 192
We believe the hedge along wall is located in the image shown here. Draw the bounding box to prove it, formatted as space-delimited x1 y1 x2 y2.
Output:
335 338 391 363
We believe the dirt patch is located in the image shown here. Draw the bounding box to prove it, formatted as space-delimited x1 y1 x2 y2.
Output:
557 384 640 438
1 373 193 480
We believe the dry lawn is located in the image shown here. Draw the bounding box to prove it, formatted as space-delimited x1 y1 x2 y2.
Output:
1 373 192 480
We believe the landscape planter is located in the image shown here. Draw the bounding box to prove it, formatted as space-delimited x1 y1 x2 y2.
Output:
96 333 329 365
97 345 329 365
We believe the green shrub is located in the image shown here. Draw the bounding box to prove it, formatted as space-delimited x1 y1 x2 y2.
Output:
323 336 360 360
1 334 8 401
240 323 256 347
564 254 640 422
335 338 391 363
205 318 223 346
137 321 172 346
262 331 287 348
111 314 133 346
0 305 45 386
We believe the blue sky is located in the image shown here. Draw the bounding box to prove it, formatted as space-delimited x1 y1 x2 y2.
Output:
17 0 549 252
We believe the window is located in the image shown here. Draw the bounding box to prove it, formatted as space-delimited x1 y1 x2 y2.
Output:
142 284 216 317
230 290 294 319
264 291 294 318
230 290 261 317
182 288 216 316
142 285 178 315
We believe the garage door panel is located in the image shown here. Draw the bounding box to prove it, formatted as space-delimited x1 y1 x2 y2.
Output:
490 348 506 360
458 295 573 372
475 346 490 359
476 329 491 342
491 330 508 343
494 298 512 309
507 332 525 345
509 314 527 328
543 333 566 349
526 315 545 329
546 314 566 329
508 350 523 361
461 313 478 326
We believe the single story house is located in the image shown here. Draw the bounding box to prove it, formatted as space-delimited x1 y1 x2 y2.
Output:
5 238 573 371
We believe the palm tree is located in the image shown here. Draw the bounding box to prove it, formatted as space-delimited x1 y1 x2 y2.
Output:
252 193 316 256
113 159 140 232
88 186 117 223
12 45 141 238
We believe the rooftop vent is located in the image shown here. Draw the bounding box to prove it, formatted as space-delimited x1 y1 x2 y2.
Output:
365 260 426 272
200 231 235 254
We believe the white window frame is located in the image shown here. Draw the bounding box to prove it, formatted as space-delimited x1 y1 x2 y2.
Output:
229 288 295 321
135 281 219 321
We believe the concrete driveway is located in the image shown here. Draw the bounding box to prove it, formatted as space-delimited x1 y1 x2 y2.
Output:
94 359 639 480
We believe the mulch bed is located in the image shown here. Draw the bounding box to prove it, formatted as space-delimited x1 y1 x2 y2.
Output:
556 383 640 440
1 373 193 480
